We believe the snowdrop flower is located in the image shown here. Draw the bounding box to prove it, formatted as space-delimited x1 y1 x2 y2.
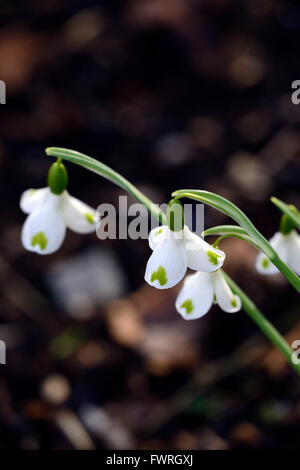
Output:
145 200 225 289
256 230 300 276
176 270 241 320
20 159 98 255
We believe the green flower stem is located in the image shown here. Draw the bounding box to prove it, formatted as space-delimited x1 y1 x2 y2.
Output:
46 147 166 224
204 224 248 236
173 190 300 294
172 189 275 257
271 197 300 231
223 272 300 376
45 147 300 374
204 225 262 251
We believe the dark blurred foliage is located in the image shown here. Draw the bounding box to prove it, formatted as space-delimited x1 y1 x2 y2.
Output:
0 0 299 450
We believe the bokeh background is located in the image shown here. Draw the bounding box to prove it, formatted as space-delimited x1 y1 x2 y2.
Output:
0 0 300 450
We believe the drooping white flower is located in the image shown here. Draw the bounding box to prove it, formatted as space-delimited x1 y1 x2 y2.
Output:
175 270 241 320
20 187 98 255
256 230 300 276
145 225 225 289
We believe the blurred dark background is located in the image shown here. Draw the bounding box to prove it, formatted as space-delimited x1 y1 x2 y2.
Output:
0 0 300 450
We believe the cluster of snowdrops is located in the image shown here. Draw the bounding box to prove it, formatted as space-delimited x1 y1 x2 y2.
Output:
20 156 300 323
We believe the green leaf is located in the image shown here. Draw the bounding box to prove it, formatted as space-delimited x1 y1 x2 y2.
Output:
46 147 166 224
271 197 300 231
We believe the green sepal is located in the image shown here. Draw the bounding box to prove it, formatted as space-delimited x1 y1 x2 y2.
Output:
48 158 68 195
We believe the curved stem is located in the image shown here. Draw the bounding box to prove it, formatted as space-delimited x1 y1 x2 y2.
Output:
46 147 166 224
204 225 248 236
212 235 228 248
223 272 300 375
173 190 275 258
271 197 300 231
204 226 262 251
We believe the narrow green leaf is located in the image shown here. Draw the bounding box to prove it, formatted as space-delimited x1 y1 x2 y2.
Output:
46 147 166 224
271 197 300 231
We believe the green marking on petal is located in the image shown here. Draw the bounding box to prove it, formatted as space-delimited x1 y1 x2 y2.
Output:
85 213 95 224
262 257 270 269
180 299 194 314
207 249 221 266
31 232 48 250
151 265 168 286
231 297 238 308
29 189 37 196
155 228 163 236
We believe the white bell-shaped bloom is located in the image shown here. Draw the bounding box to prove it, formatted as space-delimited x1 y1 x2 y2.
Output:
145 225 225 289
20 187 98 255
256 230 300 276
176 270 241 320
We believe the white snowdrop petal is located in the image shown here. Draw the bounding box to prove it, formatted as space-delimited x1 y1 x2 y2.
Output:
148 225 168 250
270 232 289 257
145 230 187 289
62 192 98 234
255 232 288 275
183 227 225 272
175 271 214 320
21 194 66 255
212 270 241 313
255 252 278 275
20 187 49 214
286 230 300 276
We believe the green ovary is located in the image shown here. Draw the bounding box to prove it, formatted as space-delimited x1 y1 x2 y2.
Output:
207 249 221 266
262 257 270 268
180 299 194 314
151 266 168 286
31 232 48 250
85 213 95 224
